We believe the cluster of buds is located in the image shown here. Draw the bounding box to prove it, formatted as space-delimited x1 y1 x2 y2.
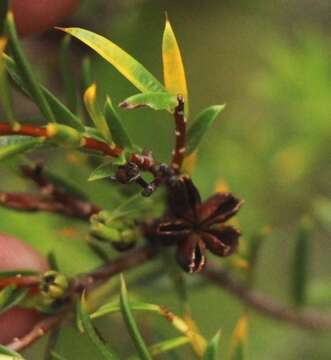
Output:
113 158 178 197
90 210 139 251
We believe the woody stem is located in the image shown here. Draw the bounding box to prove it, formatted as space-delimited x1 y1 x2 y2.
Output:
171 96 186 171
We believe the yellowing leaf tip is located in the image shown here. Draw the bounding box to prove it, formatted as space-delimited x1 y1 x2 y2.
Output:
233 314 248 342
54 26 68 32
6 11 14 22
84 83 97 102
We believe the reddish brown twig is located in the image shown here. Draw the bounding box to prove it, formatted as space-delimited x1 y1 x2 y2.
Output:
171 96 187 171
71 245 158 292
203 263 331 330
0 191 99 219
0 122 122 158
0 163 100 219
7 314 64 352
21 163 100 218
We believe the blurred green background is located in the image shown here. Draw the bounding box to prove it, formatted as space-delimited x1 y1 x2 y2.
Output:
1 0 331 358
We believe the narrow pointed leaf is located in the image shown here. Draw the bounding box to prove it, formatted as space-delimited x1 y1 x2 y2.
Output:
229 315 248 360
0 136 44 161
4 55 84 131
120 92 177 112
58 27 164 93
0 1 8 34
291 217 312 307
88 161 115 182
246 227 270 285
162 17 188 113
0 37 15 123
149 336 190 356
0 345 24 359
77 294 119 360
81 56 93 90
313 198 331 233
91 301 160 319
42 87 84 130
0 269 40 279
0 285 28 315
105 97 133 148
202 331 221 360
60 34 77 111
129 337 190 360
44 169 87 200
5 12 55 122
50 351 68 360
84 83 111 141
119 275 152 360
186 105 225 154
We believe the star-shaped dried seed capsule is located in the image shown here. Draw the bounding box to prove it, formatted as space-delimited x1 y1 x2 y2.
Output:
157 176 243 273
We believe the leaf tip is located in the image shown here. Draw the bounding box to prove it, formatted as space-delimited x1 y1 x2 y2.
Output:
54 26 68 33
84 82 97 103
6 10 14 22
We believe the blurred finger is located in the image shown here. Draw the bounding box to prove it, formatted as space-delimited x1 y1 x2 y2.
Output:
0 233 48 344
11 0 80 37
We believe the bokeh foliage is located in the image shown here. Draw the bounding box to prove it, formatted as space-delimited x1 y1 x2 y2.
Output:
0 0 330 359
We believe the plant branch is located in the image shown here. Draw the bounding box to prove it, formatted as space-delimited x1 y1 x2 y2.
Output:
0 163 100 219
7 313 64 352
202 262 331 331
171 96 186 171
71 245 159 292
0 122 122 158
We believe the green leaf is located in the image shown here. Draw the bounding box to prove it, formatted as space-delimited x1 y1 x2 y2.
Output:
81 56 93 90
0 345 24 359
77 294 119 360
0 269 40 278
5 12 55 122
42 87 83 131
313 197 331 233
88 161 114 182
84 83 111 141
129 336 189 360
58 27 164 93
246 227 270 285
0 1 8 35
229 315 248 360
60 35 77 112
83 126 104 142
43 170 88 200
0 285 28 315
186 105 225 155
202 331 221 360
291 216 312 307
105 97 133 148
149 336 189 357
4 55 84 131
91 300 160 320
50 351 68 360
119 275 153 360
0 37 16 123
119 92 177 112
0 136 44 160
162 16 188 114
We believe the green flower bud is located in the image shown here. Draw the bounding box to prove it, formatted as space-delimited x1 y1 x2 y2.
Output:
46 123 83 147
40 270 69 301
90 215 139 252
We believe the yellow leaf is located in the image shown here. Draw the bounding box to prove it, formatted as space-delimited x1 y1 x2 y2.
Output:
58 27 164 94
162 16 188 115
214 178 230 193
229 314 248 359
83 83 111 141
182 152 197 175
